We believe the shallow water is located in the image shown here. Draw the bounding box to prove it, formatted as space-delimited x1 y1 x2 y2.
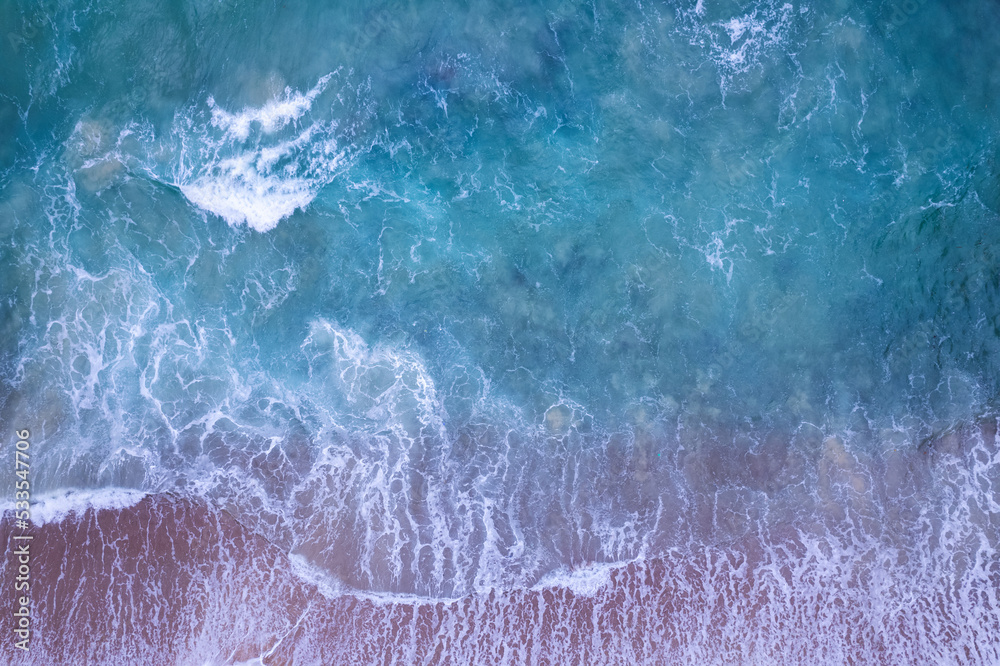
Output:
1 0 999 663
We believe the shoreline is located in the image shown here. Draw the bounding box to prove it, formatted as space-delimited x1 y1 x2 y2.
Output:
1 418 996 664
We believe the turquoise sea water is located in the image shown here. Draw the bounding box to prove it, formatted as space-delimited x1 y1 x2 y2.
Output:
2 0 999 661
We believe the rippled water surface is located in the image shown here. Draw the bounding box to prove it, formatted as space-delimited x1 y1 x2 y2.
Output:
1 0 999 663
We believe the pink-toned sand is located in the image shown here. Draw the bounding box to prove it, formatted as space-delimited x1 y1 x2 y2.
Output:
2 482 996 665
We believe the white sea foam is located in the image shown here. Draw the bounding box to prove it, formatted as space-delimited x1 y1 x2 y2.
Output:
288 553 471 606
4 488 149 525
301 319 446 438
165 73 352 231
532 561 619 597
678 1 797 96
208 74 333 141
179 162 319 233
